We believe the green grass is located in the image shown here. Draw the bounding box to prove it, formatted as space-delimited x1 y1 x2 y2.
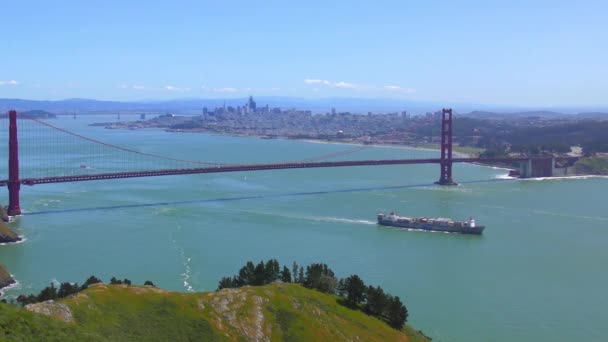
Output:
0 283 430 341
573 156 608 175
0 303 95 342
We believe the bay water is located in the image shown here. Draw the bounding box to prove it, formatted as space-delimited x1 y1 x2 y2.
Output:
1 115 607 341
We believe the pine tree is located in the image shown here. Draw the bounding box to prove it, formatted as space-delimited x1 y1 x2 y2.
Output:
280 266 292 283
385 295 408 329
298 267 304 284
343 275 366 306
217 276 236 290
81 276 102 290
364 285 387 316
238 261 256 286
292 261 298 282
37 283 58 302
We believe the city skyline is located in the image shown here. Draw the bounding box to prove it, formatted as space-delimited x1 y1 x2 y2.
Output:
1 1 607 107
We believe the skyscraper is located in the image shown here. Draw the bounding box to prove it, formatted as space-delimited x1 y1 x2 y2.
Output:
248 96 257 112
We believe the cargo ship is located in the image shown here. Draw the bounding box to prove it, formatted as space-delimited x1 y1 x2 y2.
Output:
377 211 485 235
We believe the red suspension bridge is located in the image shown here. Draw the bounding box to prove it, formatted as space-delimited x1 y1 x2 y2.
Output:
1 109 578 216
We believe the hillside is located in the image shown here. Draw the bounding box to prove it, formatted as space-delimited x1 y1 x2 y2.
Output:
1 283 429 341
573 156 608 175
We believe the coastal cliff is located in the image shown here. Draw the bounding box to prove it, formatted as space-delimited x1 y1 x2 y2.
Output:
0 263 14 289
0 206 21 244
0 221 20 244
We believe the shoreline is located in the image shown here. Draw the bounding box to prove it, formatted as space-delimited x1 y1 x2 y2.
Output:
101 125 605 178
0 263 16 295
0 276 19 298
115 124 472 157
286 137 473 158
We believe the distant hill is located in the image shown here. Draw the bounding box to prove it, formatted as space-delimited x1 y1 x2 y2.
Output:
577 112 608 119
462 110 569 119
462 110 608 120
1 283 429 341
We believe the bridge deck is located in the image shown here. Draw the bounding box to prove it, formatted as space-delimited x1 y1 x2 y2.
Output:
0 157 576 186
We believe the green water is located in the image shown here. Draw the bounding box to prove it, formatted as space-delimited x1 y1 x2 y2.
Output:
1 115 607 341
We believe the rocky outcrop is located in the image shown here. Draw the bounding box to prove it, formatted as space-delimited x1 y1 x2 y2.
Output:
205 287 271 342
25 300 73 322
0 206 8 222
0 220 21 243
0 263 15 289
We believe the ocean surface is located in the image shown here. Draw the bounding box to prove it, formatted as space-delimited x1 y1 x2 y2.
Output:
1 115 607 341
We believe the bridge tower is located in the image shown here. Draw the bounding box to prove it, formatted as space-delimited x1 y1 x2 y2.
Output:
7 110 21 216
436 108 457 185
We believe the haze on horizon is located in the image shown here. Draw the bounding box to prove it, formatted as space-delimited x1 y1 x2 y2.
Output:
1 0 607 108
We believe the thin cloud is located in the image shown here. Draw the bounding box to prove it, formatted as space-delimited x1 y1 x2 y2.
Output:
165 85 191 92
0 80 19 86
214 87 239 93
332 81 357 89
304 79 331 85
118 84 149 90
304 78 360 89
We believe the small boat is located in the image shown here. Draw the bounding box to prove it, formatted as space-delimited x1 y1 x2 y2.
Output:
377 211 485 235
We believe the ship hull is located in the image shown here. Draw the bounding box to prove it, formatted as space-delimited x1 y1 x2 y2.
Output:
377 218 485 235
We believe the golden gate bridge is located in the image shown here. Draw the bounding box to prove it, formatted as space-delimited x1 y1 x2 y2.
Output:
1 109 578 216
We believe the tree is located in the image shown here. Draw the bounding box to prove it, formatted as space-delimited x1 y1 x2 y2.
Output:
16 294 37 306
385 295 408 330
343 275 366 306
364 285 387 317
264 259 281 283
252 261 267 286
123 278 132 286
238 261 256 286
303 263 337 293
292 261 299 283
144 280 155 287
110 277 122 285
280 266 292 283
317 274 338 294
217 276 236 290
81 276 102 290
58 282 79 298
37 283 58 302
336 278 347 297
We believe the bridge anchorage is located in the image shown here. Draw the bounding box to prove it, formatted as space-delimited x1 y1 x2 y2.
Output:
1 109 579 216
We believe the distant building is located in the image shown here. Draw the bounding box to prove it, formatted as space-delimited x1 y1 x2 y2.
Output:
248 96 257 112
331 107 336 115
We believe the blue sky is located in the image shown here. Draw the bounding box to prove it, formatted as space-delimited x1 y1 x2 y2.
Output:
1 0 606 106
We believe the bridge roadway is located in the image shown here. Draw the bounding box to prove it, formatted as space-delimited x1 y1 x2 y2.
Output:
0 156 577 186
